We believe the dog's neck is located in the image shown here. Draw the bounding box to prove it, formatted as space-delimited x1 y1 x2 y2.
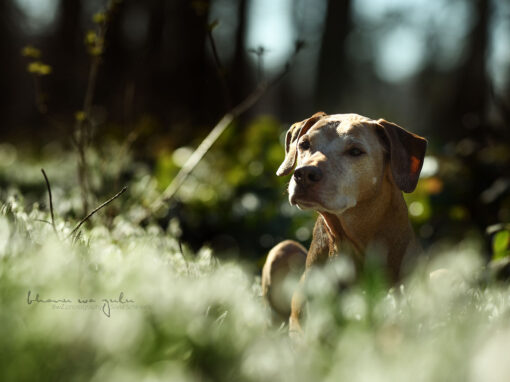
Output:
319 167 416 280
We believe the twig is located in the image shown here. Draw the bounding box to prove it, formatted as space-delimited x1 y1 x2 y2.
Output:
178 240 190 275
139 40 305 222
75 39 102 214
41 168 59 238
72 230 83 245
248 46 268 82
76 138 90 214
32 76 47 114
35 219 52 225
75 47 100 214
149 55 295 214
75 0 121 214
83 56 101 118
68 186 127 238
150 45 303 212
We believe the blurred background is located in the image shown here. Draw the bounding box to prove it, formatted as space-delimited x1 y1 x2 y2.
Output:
1 0 510 263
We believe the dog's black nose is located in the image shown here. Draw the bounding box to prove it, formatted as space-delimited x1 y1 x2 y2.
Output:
294 166 323 185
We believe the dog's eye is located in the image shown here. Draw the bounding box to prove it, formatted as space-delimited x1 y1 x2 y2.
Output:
299 139 310 150
348 147 364 157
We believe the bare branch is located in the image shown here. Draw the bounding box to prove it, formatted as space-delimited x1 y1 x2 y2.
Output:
149 43 303 215
150 113 233 212
41 168 59 238
68 186 127 238
35 219 52 225
32 76 48 114
248 46 268 82
75 0 122 214
75 45 101 214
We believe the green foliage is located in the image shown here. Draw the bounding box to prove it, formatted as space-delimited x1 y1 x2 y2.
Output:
27 61 52 75
22 46 51 76
1 113 509 380
75 110 86 122
85 30 104 56
492 228 510 260
154 115 314 258
22 45 51 77
93 12 107 25
84 0 122 57
21 45 41 59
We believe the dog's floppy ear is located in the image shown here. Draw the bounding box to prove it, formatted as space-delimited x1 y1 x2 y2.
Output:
376 119 427 193
276 112 326 176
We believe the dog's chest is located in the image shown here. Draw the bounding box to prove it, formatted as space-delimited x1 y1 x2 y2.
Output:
330 237 363 270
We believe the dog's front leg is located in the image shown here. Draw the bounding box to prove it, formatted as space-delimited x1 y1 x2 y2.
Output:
289 217 332 336
289 273 306 336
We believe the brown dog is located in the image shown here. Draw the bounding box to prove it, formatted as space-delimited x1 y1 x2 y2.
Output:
261 112 427 332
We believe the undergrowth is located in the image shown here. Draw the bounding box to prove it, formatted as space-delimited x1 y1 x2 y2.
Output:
2 148 510 382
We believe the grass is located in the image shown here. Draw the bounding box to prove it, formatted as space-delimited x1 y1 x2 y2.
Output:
1 148 510 382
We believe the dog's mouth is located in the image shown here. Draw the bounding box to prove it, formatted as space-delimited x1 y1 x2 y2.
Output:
290 186 351 214
288 178 325 210
289 193 321 210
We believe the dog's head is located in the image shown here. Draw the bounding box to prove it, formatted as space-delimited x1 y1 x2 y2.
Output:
277 112 427 214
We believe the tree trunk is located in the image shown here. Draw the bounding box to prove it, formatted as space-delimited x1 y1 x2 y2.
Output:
50 0 84 113
314 0 353 112
230 0 250 106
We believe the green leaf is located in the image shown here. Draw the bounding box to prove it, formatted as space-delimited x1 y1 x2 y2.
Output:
21 45 41 59
493 230 510 259
75 111 86 122
26 61 52 76
85 30 98 45
93 12 106 24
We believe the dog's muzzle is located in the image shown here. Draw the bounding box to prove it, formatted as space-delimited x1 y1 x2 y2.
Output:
289 166 324 208
293 166 323 187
